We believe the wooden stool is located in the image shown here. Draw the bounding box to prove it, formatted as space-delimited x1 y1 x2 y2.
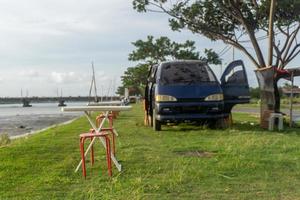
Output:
96 113 117 155
79 131 112 178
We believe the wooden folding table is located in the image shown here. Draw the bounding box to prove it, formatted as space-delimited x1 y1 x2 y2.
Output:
87 101 124 106
61 105 131 172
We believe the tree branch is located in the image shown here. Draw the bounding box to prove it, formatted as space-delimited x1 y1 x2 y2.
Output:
284 45 300 66
277 25 289 36
280 23 300 69
273 41 283 67
229 0 266 67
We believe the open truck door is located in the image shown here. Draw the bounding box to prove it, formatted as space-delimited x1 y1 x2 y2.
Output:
144 64 158 126
220 60 250 113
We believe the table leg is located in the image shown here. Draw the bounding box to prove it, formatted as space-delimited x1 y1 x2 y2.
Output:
75 136 97 173
75 111 122 173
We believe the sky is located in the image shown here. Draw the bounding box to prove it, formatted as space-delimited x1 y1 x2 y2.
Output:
0 0 299 97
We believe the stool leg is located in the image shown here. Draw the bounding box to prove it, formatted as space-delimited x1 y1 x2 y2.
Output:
112 131 116 156
91 136 94 165
105 136 112 177
109 117 116 155
80 137 87 178
108 116 114 129
96 115 104 128
96 116 100 127
109 116 113 128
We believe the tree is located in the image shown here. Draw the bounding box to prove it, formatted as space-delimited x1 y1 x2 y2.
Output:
129 35 221 65
117 64 148 96
132 0 300 127
118 35 221 96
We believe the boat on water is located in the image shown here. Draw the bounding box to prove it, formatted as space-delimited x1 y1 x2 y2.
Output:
22 98 32 107
58 99 67 107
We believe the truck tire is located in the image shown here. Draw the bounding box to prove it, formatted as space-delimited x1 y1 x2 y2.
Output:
209 118 229 129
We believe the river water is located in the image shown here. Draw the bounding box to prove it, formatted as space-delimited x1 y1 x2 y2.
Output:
0 102 86 137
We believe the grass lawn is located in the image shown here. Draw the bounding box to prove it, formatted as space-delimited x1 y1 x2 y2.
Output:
1 104 300 199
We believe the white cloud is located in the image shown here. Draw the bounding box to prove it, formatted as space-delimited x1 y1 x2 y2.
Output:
50 71 79 84
18 69 40 78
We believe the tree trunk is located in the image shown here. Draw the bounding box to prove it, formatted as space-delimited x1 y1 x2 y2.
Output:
274 78 280 112
255 67 281 128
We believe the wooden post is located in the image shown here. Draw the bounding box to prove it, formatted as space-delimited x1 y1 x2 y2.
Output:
290 72 294 127
268 0 276 67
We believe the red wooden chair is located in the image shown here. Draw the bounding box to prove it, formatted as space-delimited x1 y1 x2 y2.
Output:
96 113 117 155
79 131 112 178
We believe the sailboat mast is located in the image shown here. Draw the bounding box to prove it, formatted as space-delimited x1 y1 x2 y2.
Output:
92 62 98 102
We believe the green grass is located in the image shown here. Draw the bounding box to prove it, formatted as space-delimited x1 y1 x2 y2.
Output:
1 104 300 199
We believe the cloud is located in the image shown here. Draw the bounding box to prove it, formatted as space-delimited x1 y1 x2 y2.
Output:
50 71 81 84
18 69 40 78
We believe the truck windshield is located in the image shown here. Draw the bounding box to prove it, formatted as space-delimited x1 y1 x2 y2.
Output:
160 63 217 85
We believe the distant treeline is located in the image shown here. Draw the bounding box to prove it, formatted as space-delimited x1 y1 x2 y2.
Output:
0 96 120 104
250 87 284 99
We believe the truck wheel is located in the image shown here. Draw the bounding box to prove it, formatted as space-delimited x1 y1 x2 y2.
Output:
152 109 161 131
215 118 229 129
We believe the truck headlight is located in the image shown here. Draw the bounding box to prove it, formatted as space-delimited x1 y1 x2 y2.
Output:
155 95 177 102
205 94 224 101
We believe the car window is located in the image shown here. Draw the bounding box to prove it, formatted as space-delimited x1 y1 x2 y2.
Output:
160 63 216 85
225 65 246 84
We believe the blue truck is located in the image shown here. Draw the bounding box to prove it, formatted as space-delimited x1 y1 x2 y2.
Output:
144 60 250 131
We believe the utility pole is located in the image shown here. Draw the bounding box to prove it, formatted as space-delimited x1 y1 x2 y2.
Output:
290 72 294 127
268 0 276 67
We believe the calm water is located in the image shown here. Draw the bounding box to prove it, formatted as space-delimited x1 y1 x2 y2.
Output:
0 102 87 117
0 102 88 137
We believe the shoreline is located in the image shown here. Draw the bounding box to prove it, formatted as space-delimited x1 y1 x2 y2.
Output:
9 115 82 140
0 114 82 139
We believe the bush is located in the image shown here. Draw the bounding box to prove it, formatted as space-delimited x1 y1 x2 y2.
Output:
0 133 11 146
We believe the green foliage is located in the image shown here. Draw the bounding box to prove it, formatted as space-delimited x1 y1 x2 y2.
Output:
133 1 300 39
2 105 300 199
117 64 149 96
0 133 10 146
129 35 221 65
119 35 221 96
250 87 284 99
250 87 260 99
132 0 300 69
